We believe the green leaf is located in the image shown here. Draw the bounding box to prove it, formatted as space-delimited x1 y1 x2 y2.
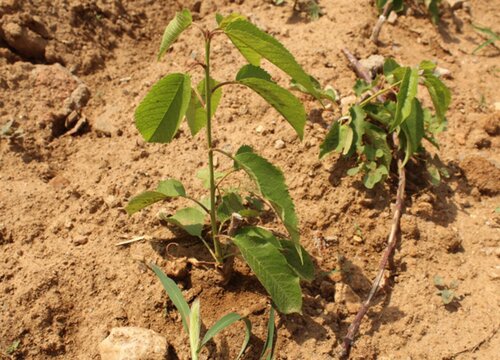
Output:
233 227 302 314
196 167 226 189
217 192 245 223
353 79 373 97
150 263 191 332
350 105 366 149
237 77 306 139
126 179 186 215
220 18 320 100
440 289 455 304
135 73 191 143
279 240 315 282
423 74 451 123
186 77 223 136
383 58 401 77
236 64 272 81
159 207 206 237
199 313 252 360
157 179 187 197
363 163 388 189
425 0 440 24
261 307 276 360
158 9 192 60
400 99 424 166
233 152 300 249
364 122 391 168
319 121 341 158
419 60 437 73
189 299 201 360
391 67 419 131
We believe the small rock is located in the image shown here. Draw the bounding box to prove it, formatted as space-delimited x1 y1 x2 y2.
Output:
387 11 398 24
104 195 120 208
488 267 500 281
435 67 452 79
0 21 47 59
99 327 168 360
460 156 500 195
255 125 265 134
359 55 385 75
494 102 500 112
94 117 117 137
73 235 88 246
274 139 285 149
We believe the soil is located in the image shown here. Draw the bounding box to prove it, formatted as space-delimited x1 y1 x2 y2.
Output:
1 0 499 359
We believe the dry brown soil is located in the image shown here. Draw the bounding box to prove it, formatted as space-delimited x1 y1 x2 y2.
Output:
1 0 499 359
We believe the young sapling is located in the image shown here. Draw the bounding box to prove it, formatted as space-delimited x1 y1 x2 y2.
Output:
126 10 318 314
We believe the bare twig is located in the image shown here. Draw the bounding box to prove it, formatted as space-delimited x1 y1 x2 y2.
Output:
446 325 499 359
340 49 406 358
370 0 393 44
342 134 405 357
341 48 372 83
115 235 151 246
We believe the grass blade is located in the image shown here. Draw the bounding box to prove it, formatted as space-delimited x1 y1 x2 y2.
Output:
150 263 191 333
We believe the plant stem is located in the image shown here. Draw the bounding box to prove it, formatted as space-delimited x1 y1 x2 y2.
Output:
204 35 223 263
359 80 402 107
342 133 405 358
370 0 393 44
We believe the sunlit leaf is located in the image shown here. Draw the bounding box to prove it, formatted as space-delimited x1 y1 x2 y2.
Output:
135 73 191 143
158 10 192 60
233 227 302 314
150 263 191 332
159 207 206 237
186 77 223 136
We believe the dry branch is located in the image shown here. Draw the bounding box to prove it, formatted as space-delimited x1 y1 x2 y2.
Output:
340 49 407 358
370 0 393 44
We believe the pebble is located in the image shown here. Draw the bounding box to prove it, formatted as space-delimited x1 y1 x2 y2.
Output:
73 235 88 246
99 327 168 360
387 11 398 24
494 102 500 112
274 139 285 149
435 67 452 79
255 125 265 134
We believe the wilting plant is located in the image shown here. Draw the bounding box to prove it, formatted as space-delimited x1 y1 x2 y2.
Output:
320 57 451 188
126 10 318 314
318 50 451 356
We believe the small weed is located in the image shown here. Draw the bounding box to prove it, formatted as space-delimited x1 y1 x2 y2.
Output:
433 275 460 305
376 0 442 24
5 339 20 355
0 119 23 140
151 264 251 359
472 24 499 54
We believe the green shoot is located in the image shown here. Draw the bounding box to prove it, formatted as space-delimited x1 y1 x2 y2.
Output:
151 263 252 359
472 24 499 54
126 10 317 314
260 307 277 360
320 58 451 189
433 275 460 305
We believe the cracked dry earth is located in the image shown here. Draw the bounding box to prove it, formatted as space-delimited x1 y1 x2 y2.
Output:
1 0 499 359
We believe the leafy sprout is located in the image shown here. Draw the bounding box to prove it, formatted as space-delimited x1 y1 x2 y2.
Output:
319 58 451 189
126 10 317 314
472 24 499 54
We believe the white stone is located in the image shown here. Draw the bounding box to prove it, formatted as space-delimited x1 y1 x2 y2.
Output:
274 139 285 149
387 11 398 25
99 327 167 360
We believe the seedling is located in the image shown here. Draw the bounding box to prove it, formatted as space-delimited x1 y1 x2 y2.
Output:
0 119 23 140
273 0 322 21
151 264 251 359
260 307 277 360
376 0 441 24
433 275 460 305
331 50 451 357
126 10 317 314
320 58 451 189
472 24 499 54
